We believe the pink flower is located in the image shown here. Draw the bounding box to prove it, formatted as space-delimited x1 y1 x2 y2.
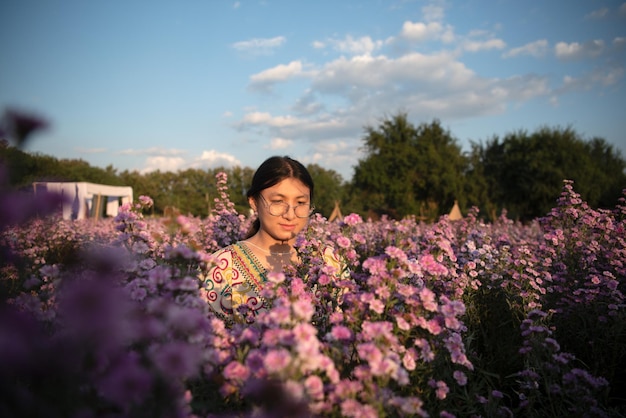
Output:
430 379 449 400
292 298 315 321
223 361 250 382
304 375 324 400
357 342 383 368
402 349 417 371
385 245 408 263
329 325 353 341
336 236 352 249
419 287 438 312
267 271 286 284
362 256 387 276
264 348 292 374
396 316 411 331
343 213 363 226
419 253 448 276
368 298 385 314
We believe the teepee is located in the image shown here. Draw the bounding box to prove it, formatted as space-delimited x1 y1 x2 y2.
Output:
448 200 463 221
328 201 343 222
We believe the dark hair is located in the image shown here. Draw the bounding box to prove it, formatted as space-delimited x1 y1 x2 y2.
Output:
244 156 314 238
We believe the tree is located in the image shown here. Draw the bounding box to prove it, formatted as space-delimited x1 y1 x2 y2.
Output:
475 126 626 221
306 164 345 219
585 137 626 209
350 113 467 220
463 141 497 220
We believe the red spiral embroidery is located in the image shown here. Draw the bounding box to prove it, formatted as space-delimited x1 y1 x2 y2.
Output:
246 296 264 312
205 289 218 302
211 256 231 283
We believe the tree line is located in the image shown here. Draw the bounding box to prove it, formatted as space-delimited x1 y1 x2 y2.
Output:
2 112 625 222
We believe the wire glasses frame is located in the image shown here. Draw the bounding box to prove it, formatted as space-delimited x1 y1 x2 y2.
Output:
258 194 314 218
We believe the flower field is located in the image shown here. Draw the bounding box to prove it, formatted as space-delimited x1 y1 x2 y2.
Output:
1 172 625 417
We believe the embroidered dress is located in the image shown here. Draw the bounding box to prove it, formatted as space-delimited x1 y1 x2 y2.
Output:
200 241 348 322
201 242 268 321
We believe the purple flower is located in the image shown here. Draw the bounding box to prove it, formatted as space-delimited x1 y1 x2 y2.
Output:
150 341 201 380
97 351 152 408
453 370 468 386
1 108 49 146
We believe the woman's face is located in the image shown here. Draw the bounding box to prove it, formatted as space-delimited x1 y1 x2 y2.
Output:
250 177 311 244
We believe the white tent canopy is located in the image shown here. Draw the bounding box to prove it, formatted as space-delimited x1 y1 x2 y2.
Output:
33 182 133 220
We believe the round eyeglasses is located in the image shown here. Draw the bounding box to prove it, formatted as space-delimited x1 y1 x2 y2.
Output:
259 194 314 218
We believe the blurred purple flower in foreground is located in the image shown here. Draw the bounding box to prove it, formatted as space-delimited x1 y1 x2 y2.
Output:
0 107 49 148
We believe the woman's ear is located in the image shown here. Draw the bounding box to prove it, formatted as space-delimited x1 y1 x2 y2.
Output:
248 196 257 212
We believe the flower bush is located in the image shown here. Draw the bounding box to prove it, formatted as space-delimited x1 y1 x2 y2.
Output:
1 166 625 417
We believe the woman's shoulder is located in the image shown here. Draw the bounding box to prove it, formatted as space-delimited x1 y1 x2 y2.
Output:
210 241 246 258
205 243 241 272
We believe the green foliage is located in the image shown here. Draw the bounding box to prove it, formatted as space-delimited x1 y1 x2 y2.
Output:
350 114 468 220
306 163 346 218
473 126 626 221
0 140 122 188
3 110 624 222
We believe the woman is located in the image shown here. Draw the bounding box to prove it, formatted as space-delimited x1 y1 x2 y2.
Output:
200 156 346 322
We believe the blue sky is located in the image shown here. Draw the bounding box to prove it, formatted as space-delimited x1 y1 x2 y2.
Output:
1 0 625 181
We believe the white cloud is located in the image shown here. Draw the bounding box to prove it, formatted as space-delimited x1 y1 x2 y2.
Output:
292 90 324 116
310 51 476 95
232 36 286 55
555 40 605 60
401 21 444 42
250 61 303 85
141 156 186 173
76 147 107 154
503 39 548 58
300 141 360 180
312 40 325 49
457 29 506 53
422 3 445 22
230 10 624 180
266 137 293 149
238 111 300 128
585 7 608 19
118 147 187 157
310 140 349 154
591 66 624 86
237 39 558 161
248 61 309 92
556 66 624 95
327 35 383 55
620 3 626 16
462 38 506 52
197 150 241 168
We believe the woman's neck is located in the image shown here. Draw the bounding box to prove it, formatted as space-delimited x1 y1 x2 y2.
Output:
244 234 294 255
